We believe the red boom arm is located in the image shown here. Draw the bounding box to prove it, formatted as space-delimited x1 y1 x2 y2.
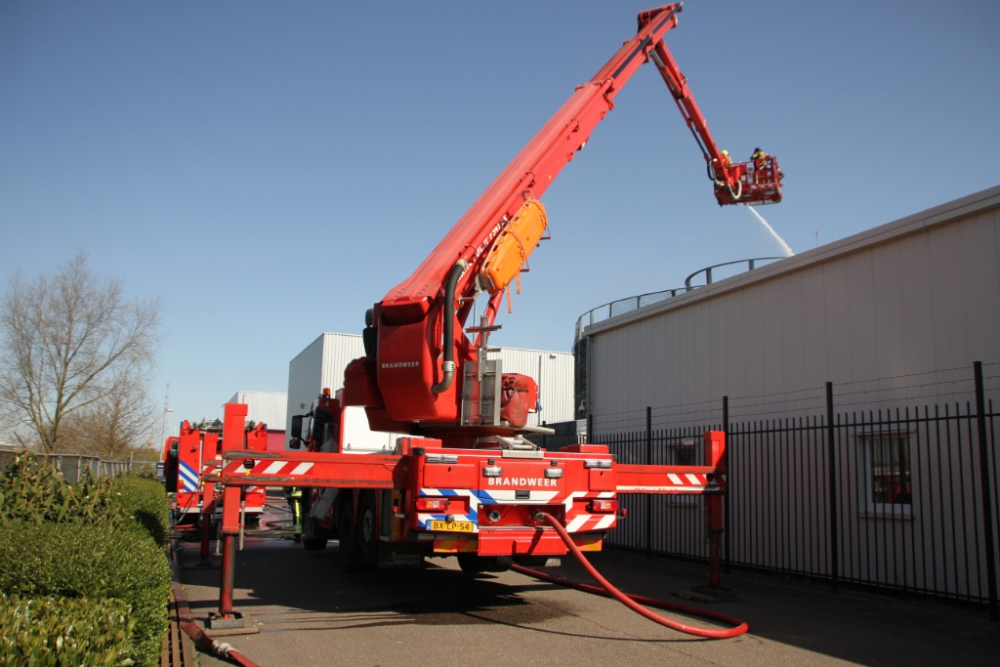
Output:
344 4 780 440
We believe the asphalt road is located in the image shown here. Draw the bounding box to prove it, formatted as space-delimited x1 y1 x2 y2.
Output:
178 522 998 667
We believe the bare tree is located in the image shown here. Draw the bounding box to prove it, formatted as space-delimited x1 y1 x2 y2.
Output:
57 374 158 459
0 253 161 453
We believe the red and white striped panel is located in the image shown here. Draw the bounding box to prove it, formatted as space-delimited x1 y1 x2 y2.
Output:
249 460 316 477
617 472 722 493
562 490 617 533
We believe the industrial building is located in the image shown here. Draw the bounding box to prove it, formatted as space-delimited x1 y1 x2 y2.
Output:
285 333 574 450
579 184 1000 429
575 185 1000 606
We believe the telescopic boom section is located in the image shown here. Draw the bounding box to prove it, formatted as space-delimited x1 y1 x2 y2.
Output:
382 4 683 324
347 3 780 433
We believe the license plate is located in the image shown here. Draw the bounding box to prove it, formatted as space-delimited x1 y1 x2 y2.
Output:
430 520 474 533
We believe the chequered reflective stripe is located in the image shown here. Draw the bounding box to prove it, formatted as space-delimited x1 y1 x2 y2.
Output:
472 489 561 503
178 460 199 492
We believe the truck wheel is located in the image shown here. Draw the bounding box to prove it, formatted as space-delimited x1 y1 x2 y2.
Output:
486 556 513 572
338 503 364 572
457 554 513 573
357 492 379 571
302 536 328 551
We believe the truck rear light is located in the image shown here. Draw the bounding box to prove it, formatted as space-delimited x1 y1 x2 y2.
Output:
426 454 459 464
415 498 448 511
583 459 612 469
588 499 619 513
544 468 563 479
482 466 502 477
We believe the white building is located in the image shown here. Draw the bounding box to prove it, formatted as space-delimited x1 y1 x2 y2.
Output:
576 185 1000 606
286 333 574 450
228 390 288 451
580 184 1000 431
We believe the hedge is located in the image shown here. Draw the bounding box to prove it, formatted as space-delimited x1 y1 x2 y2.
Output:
0 454 126 528
0 593 136 666
110 475 171 548
0 521 171 667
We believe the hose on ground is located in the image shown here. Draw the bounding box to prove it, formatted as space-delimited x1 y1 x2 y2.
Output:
170 555 262 667
511 514 749 639
171 581 262 667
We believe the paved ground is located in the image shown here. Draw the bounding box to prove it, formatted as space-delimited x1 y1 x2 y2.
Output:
178 522 998 667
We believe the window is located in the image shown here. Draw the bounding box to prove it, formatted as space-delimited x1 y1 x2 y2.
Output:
860 433 912 517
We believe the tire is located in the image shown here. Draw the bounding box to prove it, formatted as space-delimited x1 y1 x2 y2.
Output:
357 492 379 571
457 554 512 574
338 503 364 572
486 555 513 572
302 535 328 551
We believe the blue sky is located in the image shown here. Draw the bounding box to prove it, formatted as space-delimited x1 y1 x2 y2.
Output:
2 1 998 436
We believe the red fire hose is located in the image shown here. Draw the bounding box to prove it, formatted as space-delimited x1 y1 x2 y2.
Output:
171 580 262 667
511 514 749 639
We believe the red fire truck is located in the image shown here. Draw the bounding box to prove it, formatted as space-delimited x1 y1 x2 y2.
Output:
163 417 267 527
210 3 779 629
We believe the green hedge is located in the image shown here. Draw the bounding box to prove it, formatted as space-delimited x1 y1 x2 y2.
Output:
0 457 170 546
0 593 136 666
0 521 170 667
0 454 126 528
110 475 171 547
0 457 173 666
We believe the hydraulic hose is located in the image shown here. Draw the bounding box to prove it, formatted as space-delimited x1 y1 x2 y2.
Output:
708 161 742 203
511 514 749 639
431 259 468 394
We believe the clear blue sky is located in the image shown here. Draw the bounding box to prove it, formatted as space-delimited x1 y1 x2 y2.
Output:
3 1 998 436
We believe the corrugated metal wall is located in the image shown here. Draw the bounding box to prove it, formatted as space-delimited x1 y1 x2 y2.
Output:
586 186 1000 432
285 334 325 442
229 390 287 432
491 347 575 425
284 333 576 448
579 186 1000 605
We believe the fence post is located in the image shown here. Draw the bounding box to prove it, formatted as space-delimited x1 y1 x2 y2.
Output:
646 406 652 560
587 414 593 445
974 361 999 622
723 395 731 573
826 381 839 593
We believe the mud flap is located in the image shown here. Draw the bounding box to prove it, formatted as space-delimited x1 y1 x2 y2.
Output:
309 488 338 520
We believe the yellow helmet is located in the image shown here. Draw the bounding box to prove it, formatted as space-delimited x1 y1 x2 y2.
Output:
721 149 729 156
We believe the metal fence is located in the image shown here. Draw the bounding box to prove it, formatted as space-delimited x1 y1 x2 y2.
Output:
573 257 785 345
584 376 1000 616
0 451 154 483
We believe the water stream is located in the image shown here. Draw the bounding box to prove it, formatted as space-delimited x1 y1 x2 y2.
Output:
746 205 794 257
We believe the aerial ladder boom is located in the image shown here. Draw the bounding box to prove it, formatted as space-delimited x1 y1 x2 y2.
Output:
344 2 781 444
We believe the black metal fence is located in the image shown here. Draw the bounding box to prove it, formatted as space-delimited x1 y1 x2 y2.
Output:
576 366 1000 618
